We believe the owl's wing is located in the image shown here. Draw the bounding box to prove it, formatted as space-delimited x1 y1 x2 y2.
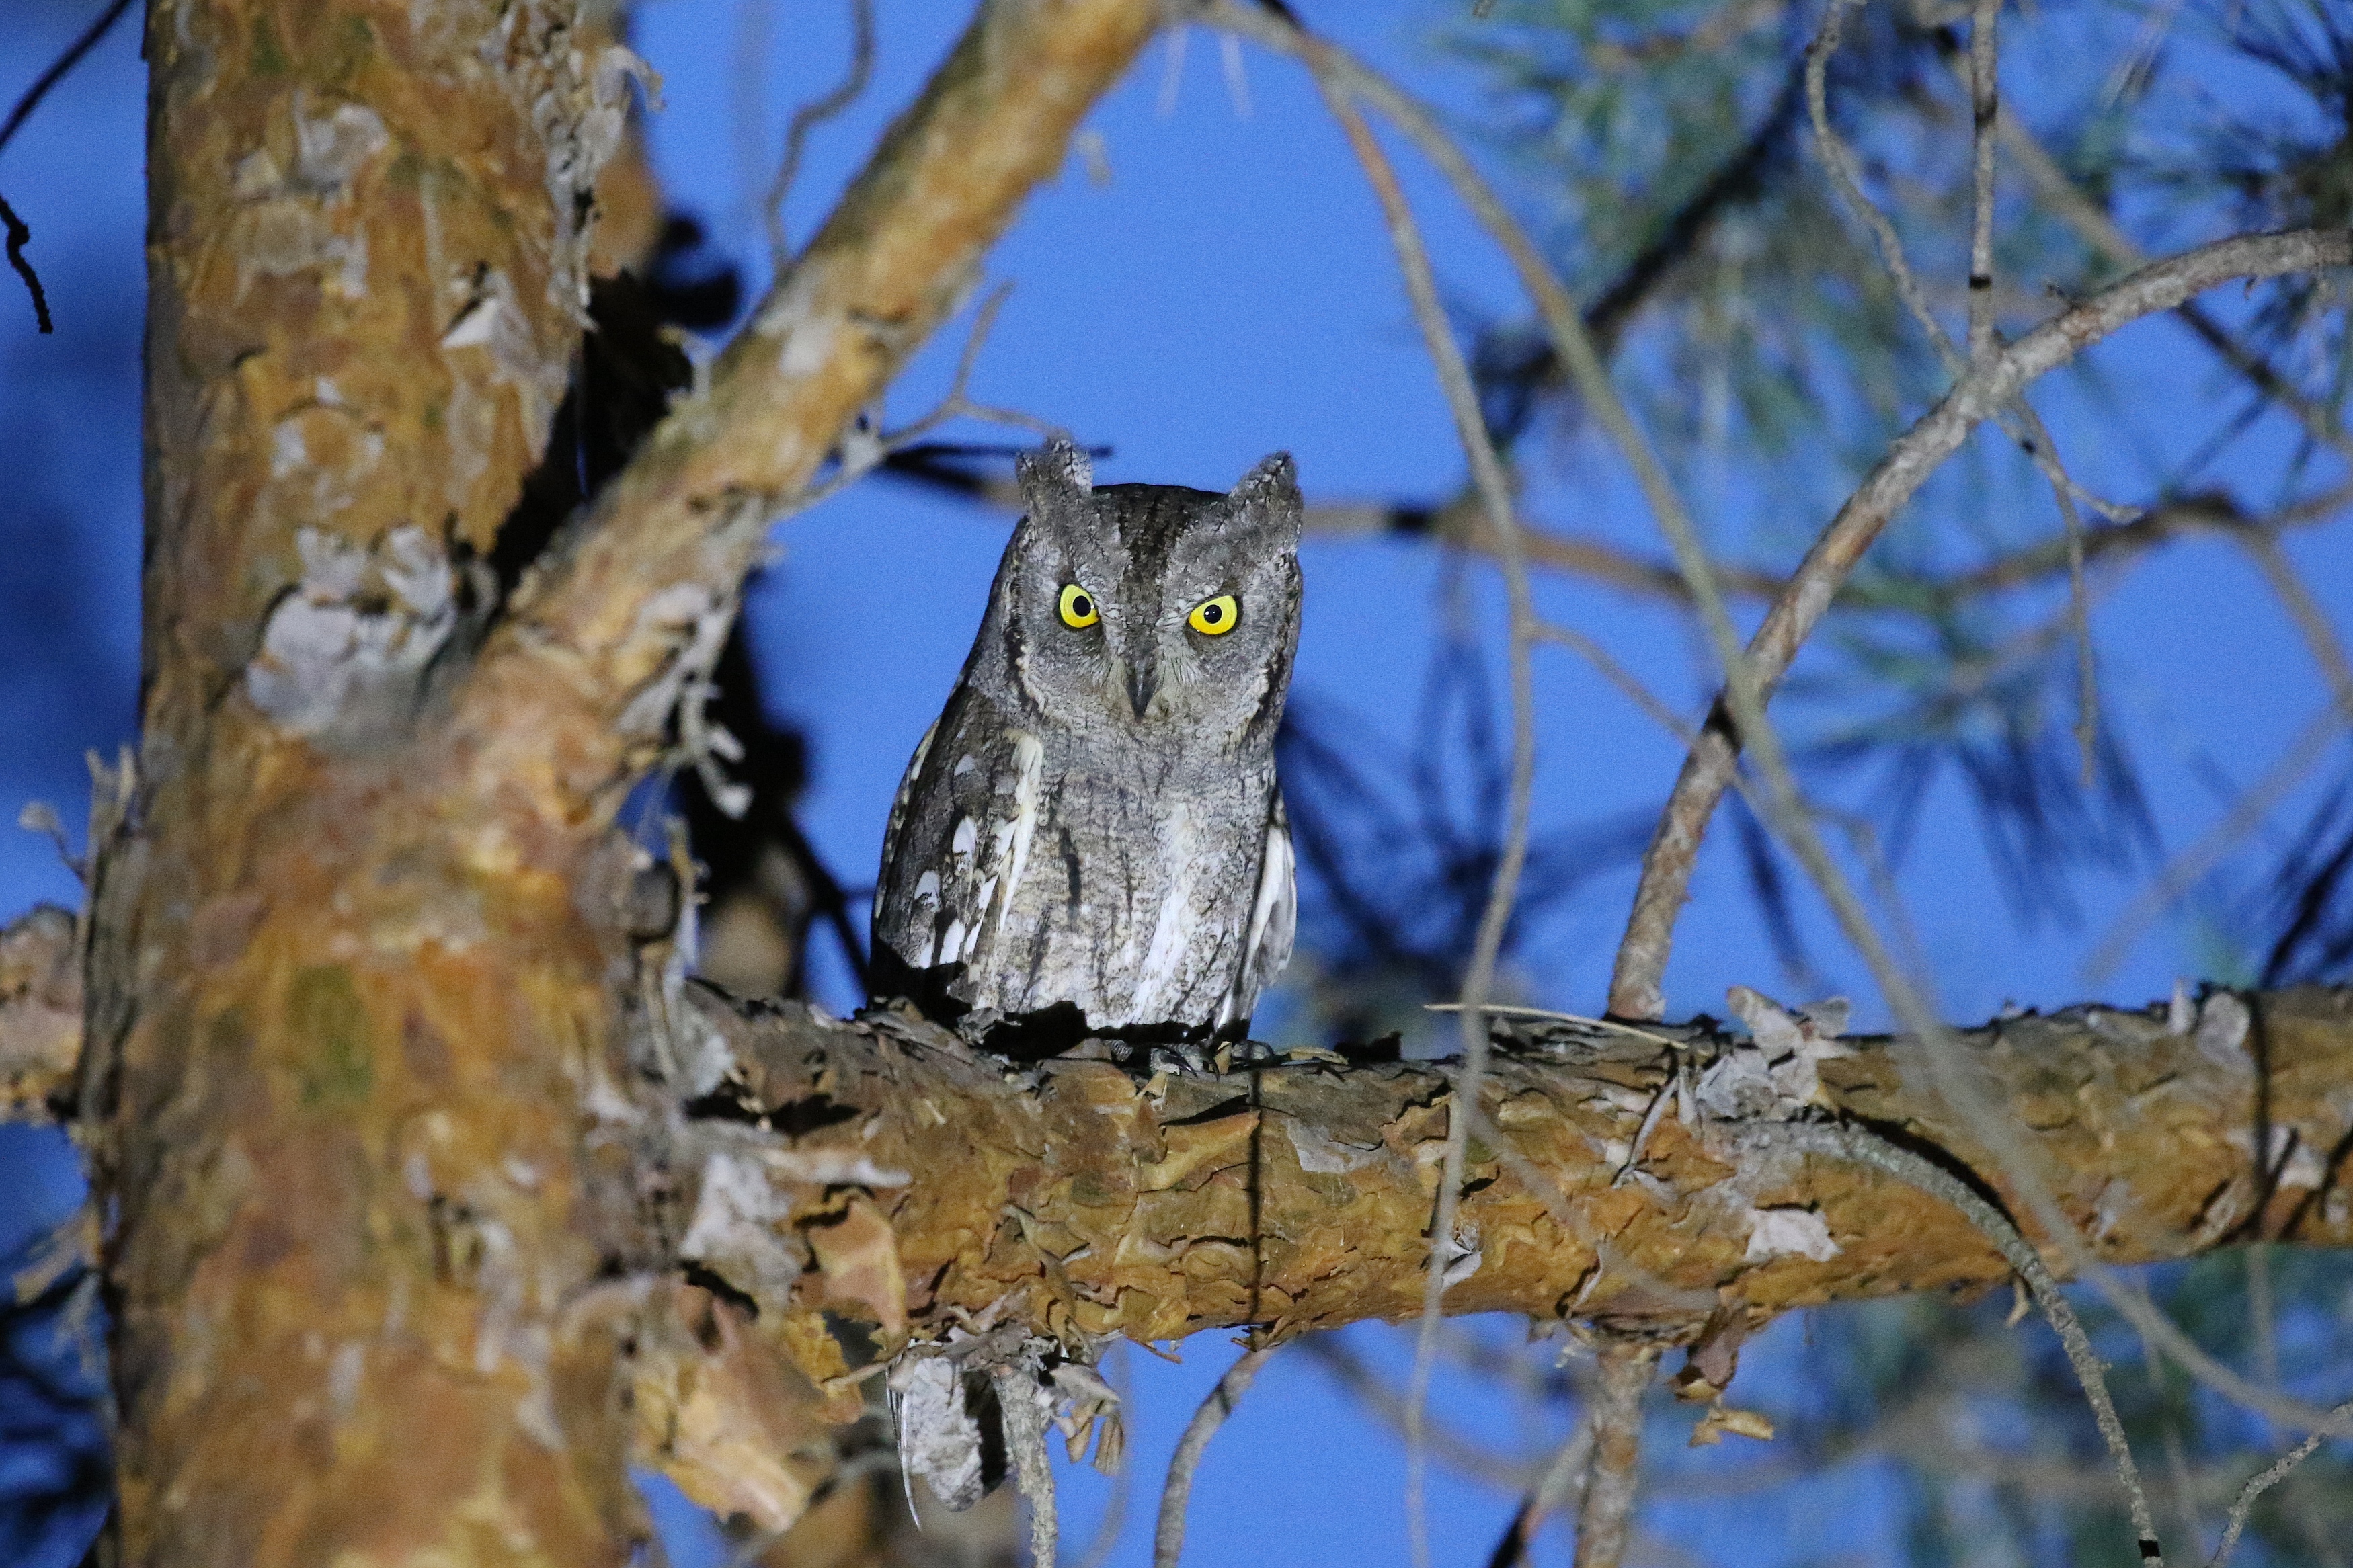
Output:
893 729 1044 987
1220 790 1296 1033
877 719 939 903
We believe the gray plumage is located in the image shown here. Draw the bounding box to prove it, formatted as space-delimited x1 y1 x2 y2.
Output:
871 442 1302 1042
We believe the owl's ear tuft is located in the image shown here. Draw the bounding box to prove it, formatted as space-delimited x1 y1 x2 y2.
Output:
1017 438 1094 509
1230 451 1301 527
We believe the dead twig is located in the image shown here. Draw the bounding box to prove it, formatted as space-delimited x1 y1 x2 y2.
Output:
2208 1401 2353 1568
1 0 137 329
1746 1120 2169 1565
1308 77 1538 1568
1572 1342 1654 1568
1152 1345 1277 1568
1486 1421 1593 1568
0 188 47 334
2087 705 2346 982
1821 0 2104 780
765 0 878 266
1603 224 2353 1018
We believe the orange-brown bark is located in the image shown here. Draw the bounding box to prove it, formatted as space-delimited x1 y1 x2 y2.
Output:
105 5 627 1561
660 986 2353 1363
1 904 76 1120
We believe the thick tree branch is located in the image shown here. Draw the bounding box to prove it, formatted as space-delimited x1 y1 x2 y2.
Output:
655 983 2353 1358
451 0 1160 811
1607 225 2353 1020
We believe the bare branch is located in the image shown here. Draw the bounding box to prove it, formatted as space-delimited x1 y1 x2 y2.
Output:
1607 224 2353 1018
1153 1345 1277 1568
766 0 878 265
2087 705 2347 981
1572 1344 1654 1568
1966 0 2000 367
1747 1120 2168 1564
1307 77 1538 1568
1825 0 2105 778
2208 1402 2353 1568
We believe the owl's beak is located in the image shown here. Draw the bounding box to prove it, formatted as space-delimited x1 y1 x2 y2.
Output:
1125 658 1160 722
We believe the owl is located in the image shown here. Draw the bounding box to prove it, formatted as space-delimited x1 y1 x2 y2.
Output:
871 442 1302 1049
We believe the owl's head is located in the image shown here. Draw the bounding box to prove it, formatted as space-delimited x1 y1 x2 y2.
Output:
992 441 1304 742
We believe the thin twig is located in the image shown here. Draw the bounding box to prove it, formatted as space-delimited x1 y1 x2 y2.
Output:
765 0 877 266
2239 529 2353 728
0 190 48 333
0 0 136 156
1745 1120 2168 1565
1423 1003 1689 1055
1965 0 2000 367
2087 705 2344 981
772 282 1054 523
2208 1402 2353 1568
1530 618 1706 746
1819 0 2104 780
1572 1343 1654 1568
1308 77 1538 1568
1486 1422 1594 1568
1988 97 2353 467
1153 1345 1277 1568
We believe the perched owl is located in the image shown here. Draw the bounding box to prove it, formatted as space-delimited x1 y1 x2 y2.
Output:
871 442 1302 1048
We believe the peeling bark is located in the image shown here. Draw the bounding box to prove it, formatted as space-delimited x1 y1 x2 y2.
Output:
653 985 2353 1367
0 904 77 1120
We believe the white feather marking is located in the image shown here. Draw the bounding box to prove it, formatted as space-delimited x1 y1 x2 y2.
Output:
995 732 1043 932
912 870 939 909
976 876 998 915
1132 803 1199 1018
1220 796 1297 1029
912 933 936 968
939 919 967 965
952 755 977 777
951 817 977 857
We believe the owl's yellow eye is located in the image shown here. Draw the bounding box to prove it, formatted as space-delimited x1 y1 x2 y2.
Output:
1058 583 1100 628
1188 594 1240 636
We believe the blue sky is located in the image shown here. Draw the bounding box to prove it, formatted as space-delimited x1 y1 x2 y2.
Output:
3 1 2350 1565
